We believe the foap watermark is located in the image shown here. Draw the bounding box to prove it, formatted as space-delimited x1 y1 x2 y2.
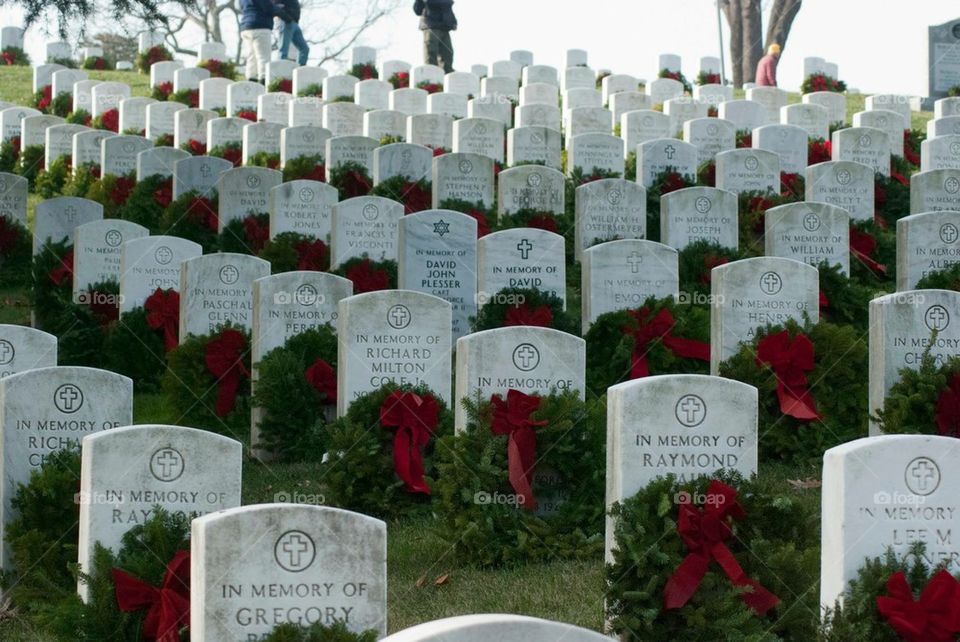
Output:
674 490 727 508
75 291 124 307
273 287 328 307
677 291 725 306
874 491 927 507
474 490 521 507
74 490 123 507
274 490 326 505
876 291 926 306
475 291 526 306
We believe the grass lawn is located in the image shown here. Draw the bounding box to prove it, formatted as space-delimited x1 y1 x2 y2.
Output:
0 66 930 637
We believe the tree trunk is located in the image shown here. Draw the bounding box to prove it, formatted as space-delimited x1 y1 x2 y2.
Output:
722 0 744 88
741 0 763 84
765 0 802 52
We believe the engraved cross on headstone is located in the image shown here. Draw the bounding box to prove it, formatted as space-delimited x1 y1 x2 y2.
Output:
626 251 642 273
281 533 311 567
515 345 537 369
664 145 676 159
911 461 937 492
57 386 81 411
155 450 181 478
517 239 533 260
679 397 703 424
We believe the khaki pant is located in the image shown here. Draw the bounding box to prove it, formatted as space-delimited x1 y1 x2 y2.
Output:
241 28 272 81
423 29 453 73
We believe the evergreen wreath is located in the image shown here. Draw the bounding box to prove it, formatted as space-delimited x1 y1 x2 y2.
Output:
247 150 281 170
218 212 270 255
606 473 820 642
162 324 252 437
817 262 872 331
62 162 101 198
120 174 172 232
197 58 237 79
677 239 741 302
470 287 579 335
84 173 138 219
437 198 494 236
820 543 960 642
876 354 960 438
433 390 605 566
584 295 711 394
332 256 397 293
646 167 698 241
369 175 432 214
849 219 895 287
32 240 118 366
297 83 323 98
48 509 191 641
0 135 20 171
252 326 338 459
259 232 331 272
915 261 960 291
208 141 243 167
262 621 378 642
282 154 325 182
34 155 71 198
101 304 171 393
1 447 81 611
874 171 910 231
158 191 220 251
323 383 453 519
15 143 46 185
718 320 868 466
328 161 373 200
1 46 29 65
0 214 31 286
134 45 172 74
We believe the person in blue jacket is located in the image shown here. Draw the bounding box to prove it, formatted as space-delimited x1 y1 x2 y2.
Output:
240 0 279 82
413 0 457 73
276 0 309 66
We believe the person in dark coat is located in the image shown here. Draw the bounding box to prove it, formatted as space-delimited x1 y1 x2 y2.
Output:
239 0 279 82
413 0 457 73
276 0 310 66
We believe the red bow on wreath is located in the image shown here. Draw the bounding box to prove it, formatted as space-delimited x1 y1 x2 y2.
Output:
623 307 709 379
48 250 74 286
294 239 328 271
113 550 190 642
850 227 887 276
304 358 336 405
663 480 779 615
877 570 960 642
0 215 20 254
145 289 180 352
936 373 960 438
345 258 389 293
756 330 821 421
204 329 249 417
504 303 553 328
490 390 547 511
380 391 439 494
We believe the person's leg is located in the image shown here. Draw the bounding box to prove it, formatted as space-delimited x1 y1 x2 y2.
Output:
438 29 453 72
241 30 257 80
279 22 293 61
253 29 272 82
424 29 438 66
291 23 309 65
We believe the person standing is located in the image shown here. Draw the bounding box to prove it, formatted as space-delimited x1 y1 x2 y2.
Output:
240 0 279 83
755 43 781 87
413 0 457 73
276 0 310 66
